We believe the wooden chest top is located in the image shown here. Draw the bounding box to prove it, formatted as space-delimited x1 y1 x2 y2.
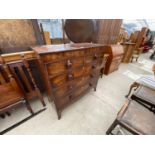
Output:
31 43 104 54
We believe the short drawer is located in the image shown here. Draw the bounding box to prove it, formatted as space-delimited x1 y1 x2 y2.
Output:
85 55 94 64
85 48 93 56
83 65 92 76
41 53 63 63
63 50 84 58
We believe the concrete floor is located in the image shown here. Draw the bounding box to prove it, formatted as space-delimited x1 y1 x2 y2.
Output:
0 51 154 135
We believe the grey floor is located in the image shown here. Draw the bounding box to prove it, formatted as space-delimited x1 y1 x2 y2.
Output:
0 51 154 135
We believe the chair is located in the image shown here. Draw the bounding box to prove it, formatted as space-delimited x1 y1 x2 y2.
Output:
106 100 155 135
0 56 34 118
131 85 155 113
126 64 155 98
126 76 155 98
7 54 46 107
130 47 143 62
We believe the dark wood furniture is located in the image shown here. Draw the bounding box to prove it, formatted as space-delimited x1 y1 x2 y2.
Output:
122 27 149 63
106 100 155 135
104 45 124 75
64 19 122 44
97 19 122 44
122 42 136 63
32 43 106 119
1 52 46 107
0 20 45 92
0 56 34 118
8 55 45 107
64 19 97 43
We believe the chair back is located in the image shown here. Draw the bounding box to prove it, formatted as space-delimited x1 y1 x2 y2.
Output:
7 55 39 100
0 56 22 94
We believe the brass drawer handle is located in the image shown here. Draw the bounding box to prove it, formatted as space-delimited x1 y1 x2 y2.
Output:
67 74 73 80
66 59 72 68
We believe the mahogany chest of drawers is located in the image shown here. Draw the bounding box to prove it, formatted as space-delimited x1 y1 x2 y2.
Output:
32 43 106 119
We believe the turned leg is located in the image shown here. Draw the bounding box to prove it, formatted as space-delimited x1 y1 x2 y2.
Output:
6 111 11 116
57 110 61 120
36 89 46 107
106 119 118 135
0 114 5 119
94 87 96 91
131 57 133 63
25 100 34 115
125 82 139 98
100 68 103 78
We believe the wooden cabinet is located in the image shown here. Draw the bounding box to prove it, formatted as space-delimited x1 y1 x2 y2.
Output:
104 45 124 75
122 42 135 63
32 43 106 119
96 19 122 44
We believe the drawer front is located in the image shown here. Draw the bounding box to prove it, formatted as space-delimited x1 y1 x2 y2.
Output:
63 50 84 58
85 55 94 64
46 57 84 76
55 95 70 109
53 76 90 98
85 49 93 56
55 83 90 109
83 65 92 76
41 50 85 63
50 67 84 88
41 53 63 63
50 73 67 88
71 84 90 99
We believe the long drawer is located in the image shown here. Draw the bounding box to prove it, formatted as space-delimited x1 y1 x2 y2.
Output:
53 76 91 98
55 84 90 109
49 67 85 88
